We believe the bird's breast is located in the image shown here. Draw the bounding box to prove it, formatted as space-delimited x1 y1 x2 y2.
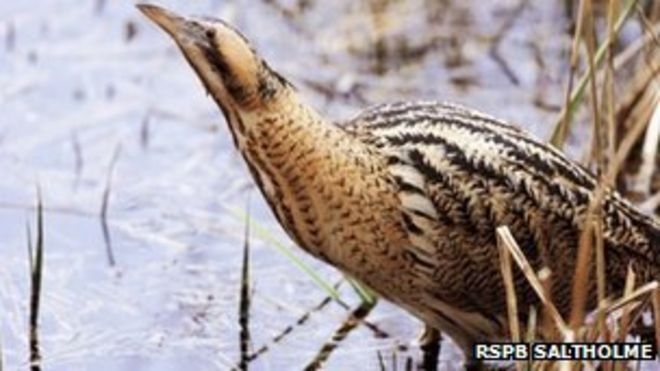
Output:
240 111 415 291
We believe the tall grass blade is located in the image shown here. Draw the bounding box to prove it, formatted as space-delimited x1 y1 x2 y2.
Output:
100 144 121 266
652 288 660 354
601 0 619 173
581 0 603 172
525 305 537 343
550 0 638 146
346 277 377 306
496 228 523 371
496 226 571 337
594 219 608 342
28 192 44 371
377 350 386 371
419 327 440 371
227 207 341 300
552 0 588 148
600 281 658 315
238 201 251 371
569 208 595 329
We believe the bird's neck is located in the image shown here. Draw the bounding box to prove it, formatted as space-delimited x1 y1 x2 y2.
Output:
228 92 380 260
231 92 334 244
235 91 339 170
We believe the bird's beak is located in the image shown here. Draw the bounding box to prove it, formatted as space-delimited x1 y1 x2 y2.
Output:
137 3 281 112
137 4 203 45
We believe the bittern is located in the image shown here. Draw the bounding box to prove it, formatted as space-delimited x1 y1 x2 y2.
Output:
138 3 659 366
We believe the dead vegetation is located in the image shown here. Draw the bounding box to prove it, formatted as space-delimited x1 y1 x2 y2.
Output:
497 0 660 370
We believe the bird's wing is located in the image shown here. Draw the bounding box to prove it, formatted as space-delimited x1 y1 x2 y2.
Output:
343 101 659 311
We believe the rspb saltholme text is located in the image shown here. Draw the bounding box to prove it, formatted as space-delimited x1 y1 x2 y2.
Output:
473 342 657 361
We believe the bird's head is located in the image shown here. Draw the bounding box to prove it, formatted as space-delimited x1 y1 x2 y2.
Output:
138 4 291 116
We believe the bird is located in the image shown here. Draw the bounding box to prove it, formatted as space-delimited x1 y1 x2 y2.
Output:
137 3 659 367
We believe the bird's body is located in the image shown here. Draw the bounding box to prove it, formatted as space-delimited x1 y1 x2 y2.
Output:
139 4 660 356
246 96 660 351
344 101 659 349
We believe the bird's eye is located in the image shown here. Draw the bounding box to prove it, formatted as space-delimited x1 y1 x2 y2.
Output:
205 29 215 39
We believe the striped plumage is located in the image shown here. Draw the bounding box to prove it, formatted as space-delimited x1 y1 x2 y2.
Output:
139 4 660 357
344 101 659 347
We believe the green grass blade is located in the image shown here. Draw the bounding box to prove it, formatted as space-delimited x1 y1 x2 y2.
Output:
227 207 341 300
346 277 377 305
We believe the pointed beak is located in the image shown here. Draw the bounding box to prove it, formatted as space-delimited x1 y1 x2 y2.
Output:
137 4 183 35
137 4 205 45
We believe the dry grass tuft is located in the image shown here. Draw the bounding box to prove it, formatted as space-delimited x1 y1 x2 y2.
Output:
498 1 660 369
